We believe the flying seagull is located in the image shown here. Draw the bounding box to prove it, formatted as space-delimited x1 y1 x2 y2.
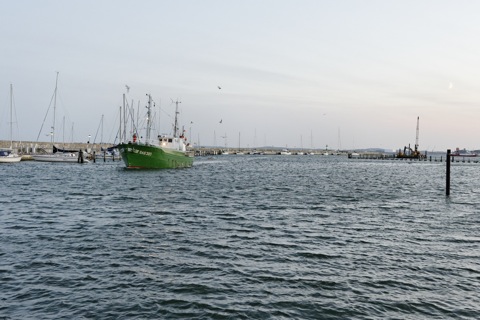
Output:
218 86 221 89
219 119 223 124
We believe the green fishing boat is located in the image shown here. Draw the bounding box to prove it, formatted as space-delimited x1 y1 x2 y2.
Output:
118 95 193 169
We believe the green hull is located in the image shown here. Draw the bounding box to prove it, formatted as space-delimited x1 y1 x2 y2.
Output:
118 143 193 169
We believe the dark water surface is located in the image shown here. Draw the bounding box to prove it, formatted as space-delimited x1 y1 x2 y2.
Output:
1 156 479 319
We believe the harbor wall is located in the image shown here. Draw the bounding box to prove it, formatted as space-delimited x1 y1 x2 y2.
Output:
0 140 106 154
0 140 341 156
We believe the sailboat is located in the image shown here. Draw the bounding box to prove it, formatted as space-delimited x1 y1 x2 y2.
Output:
117 95 193 169
32 72 88 163
0 84 22 163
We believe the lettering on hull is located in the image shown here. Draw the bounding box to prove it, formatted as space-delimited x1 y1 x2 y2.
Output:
123 147 153 157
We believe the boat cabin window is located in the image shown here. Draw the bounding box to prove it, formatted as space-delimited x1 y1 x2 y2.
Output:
168 138 173 142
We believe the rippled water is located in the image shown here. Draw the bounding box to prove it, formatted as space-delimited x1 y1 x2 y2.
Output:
1 156 479 319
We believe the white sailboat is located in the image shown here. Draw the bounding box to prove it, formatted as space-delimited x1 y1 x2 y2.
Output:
32 72 88 163
0 84 22 163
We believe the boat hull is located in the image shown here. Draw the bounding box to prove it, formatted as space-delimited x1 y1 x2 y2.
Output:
32 154 89 163
0 155 22 163
118 143 193 169
451 153 477 157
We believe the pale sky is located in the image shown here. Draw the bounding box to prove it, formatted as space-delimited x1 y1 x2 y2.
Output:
2 0 480 151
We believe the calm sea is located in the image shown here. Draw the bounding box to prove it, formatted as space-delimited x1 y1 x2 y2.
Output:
1 155 479 319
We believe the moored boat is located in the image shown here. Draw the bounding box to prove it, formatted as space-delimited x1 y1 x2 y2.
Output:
117 95 193 169
32 72 89 163
0 149 22 163
33 148 88 163
451 148 477 157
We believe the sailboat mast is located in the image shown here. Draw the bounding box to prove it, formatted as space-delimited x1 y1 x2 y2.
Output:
310 130 313 149
9 84 13 149
52 72 59 145
62 116 65 149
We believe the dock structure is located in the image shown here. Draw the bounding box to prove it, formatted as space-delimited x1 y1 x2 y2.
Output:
0 140 345 158
347 151 480 163
0 140 119 161
192 147 346 156
4 140 479 163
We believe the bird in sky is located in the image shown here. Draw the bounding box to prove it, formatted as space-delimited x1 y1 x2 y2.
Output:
218 86 221 89
125 85 130 93
219 119 223 124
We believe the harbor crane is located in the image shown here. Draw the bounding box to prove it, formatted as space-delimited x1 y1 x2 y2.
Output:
397 116 424 159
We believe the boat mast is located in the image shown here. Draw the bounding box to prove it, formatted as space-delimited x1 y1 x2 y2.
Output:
146 94 152 143
173 99 181 138
136 100 139 138
122 94 126 142
101 114 104 145
71 122 74 143
119 106 122 143
52 72 59 145
9 84 13 149
62 116 65 149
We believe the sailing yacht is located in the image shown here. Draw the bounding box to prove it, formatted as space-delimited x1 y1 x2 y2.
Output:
32 72 89 163
0 84 22 163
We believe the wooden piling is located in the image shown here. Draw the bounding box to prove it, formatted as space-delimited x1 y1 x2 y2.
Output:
446 149 451 196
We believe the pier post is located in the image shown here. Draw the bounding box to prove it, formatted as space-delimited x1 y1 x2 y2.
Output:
78 149 84 163
446 149 451 196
